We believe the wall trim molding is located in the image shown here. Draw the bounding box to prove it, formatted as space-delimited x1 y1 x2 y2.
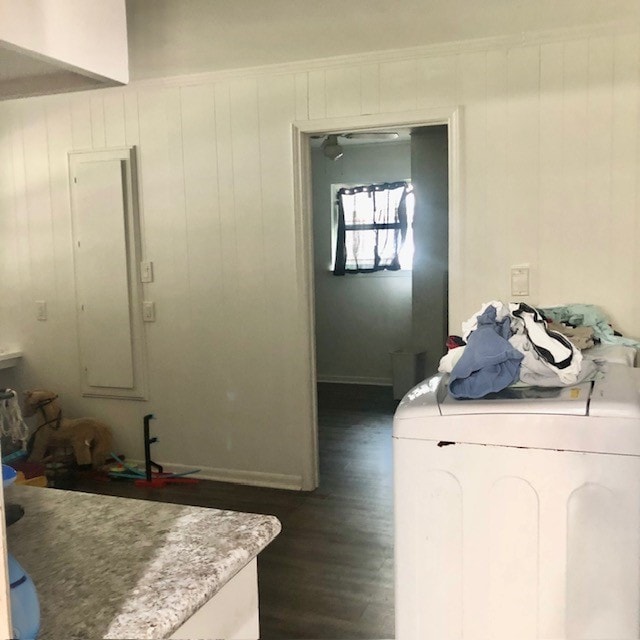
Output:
126 459 304 491
292 104 462 493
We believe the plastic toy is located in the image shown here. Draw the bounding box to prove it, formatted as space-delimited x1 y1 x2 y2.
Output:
109 415 200 488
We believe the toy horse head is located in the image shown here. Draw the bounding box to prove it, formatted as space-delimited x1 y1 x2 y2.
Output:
21 390 59 418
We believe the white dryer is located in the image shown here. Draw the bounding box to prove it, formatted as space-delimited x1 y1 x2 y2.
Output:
394 363 640 640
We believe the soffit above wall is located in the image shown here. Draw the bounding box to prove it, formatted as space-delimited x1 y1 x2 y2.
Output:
126 0 639 80
0 46 120 100
0 0 128 100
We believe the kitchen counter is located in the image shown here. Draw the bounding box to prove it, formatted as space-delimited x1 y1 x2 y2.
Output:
4 485 281 639
0 351 22 370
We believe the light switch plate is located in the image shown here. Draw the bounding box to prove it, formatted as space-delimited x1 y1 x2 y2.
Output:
140 261 154 283
36 300 47 321
511 265 530 296
142 301 156 322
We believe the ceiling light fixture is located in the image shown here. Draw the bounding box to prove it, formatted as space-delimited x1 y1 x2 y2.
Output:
342 131 399 141
314 131 402 159
321 134 343 161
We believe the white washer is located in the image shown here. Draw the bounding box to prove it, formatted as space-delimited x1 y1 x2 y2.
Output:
394 363 640 640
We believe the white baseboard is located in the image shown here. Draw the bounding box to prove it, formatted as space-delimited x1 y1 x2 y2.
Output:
316 374 392 386
125 459 303 491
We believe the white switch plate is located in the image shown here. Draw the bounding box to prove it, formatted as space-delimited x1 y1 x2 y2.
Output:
142 301 156 322
35 300 47 321
511 265 530 296
140 261 154 283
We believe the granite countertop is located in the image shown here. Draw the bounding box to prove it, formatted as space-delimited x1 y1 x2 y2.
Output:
5 486 281 640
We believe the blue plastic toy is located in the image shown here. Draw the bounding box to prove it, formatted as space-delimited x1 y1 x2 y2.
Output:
3 464 40 639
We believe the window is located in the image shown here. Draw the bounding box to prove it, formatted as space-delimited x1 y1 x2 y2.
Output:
332 181 414 274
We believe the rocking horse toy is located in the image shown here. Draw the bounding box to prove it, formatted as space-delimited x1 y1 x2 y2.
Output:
22 390 113 469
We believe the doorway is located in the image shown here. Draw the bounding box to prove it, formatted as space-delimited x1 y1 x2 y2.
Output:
292 108 461 490
310 131 414 387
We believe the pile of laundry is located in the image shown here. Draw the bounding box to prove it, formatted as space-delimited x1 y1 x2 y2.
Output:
439 301 638 400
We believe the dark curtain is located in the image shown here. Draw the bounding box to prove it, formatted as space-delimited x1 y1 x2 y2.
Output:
333 181 408 275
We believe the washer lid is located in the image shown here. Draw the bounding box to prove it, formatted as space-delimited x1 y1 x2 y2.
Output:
394 375 444 419
588 363 640 419
439 382 590 416
394 373 591 420
394 364 640 454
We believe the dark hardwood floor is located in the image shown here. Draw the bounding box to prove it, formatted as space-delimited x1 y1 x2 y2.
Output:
71 383 398 639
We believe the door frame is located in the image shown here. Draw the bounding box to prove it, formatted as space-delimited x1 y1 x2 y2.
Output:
292 106 462 490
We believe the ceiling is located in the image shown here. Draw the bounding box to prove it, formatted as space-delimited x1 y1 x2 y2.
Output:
125 0 639 80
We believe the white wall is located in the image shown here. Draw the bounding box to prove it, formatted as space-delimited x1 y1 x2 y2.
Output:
312 141 412 386
0 0 128 82
411 126 449 375
0 25 639 489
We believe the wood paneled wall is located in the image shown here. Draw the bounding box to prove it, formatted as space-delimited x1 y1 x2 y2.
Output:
0 28 638 488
